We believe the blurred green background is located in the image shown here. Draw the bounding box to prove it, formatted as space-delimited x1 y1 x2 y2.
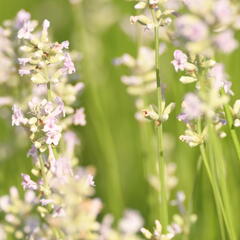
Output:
0 0 240 239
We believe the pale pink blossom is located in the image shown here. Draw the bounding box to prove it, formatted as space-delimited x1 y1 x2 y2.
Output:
87 175 95 187
15 9 31 29
53 97 65 117
43 101 54 115
21 174 38 191
46 130 61 145
175 15 208 42
214 0 233 25
43 117 60 133
119 209 144 234
171 50 188 72
73 107 86 126
17 21 35 39
214 30 238 53
74 82 85 92
61 40 69 49
209 63 233 95
40 198 53 206
12 105 27 126
64 131 79 156
27 145 38 162
179 93 203 121
42 19 50 32
62 53 76 74
18 58 31 66
19 69 31 76
53 157 73 181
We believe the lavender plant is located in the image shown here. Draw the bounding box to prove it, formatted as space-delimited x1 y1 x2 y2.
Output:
1 0 240 239
0 10 145 240
116 0 240 239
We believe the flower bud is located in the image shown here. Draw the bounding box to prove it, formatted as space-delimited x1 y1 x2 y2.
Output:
134 1 147 9
142 106 159 121
179 76 197 84
130 15 152 26
141 228 152 239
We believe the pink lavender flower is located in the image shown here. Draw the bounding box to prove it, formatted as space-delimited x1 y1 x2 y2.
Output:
74 82 85 92
64 131 79 156
119 210 144 234
12 105 27 126
53 97 65 117
62 53 76 74
175 15 208 42
61 40 69 49
42 19 50 32
73 107 86 126
46 130 61 145
43 117 61 133
17 21 35 39
15 9 31 29
53 157 73 180
19 69 31 76
27 145 38 162
21 174 38 191
43 101 54 115
214 30 238 53
213 0 233 25
40 198 53 206
87 175 95 187
179 93 203 121
209 63 233 95
171 50 188 72
18 58 31 66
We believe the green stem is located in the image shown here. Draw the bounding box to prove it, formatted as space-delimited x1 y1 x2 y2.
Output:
152 9 168 231
208 123 236 240
198 120 235 240
222 96 240 163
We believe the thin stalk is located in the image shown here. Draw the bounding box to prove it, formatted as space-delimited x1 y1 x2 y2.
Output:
197 120 225 239
200 143 227 240
198 120 235 240
208 123 236 240
222 94 240 162
152 9 168 231
135 17 159 223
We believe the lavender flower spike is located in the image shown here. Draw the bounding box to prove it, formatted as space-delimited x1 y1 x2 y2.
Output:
171 50 188 72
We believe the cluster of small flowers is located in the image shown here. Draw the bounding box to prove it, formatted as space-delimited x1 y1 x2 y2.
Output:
129 0 240 56
0 12 102 240
141 219 181 240
0 10 34 108
170 191 197 237
130 0 174 31
114 46 172 122
172 0 240 55
0 10 147 240
118 1 176 124
171 49 234 146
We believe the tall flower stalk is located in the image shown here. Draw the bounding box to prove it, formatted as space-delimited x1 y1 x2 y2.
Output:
151 8 168 232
